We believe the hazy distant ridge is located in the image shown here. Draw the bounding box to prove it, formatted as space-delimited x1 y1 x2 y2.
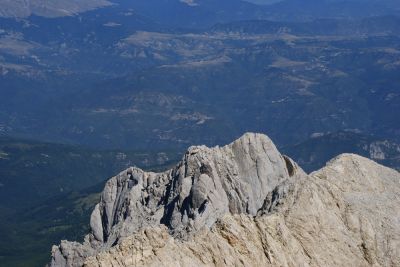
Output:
0 0 111 18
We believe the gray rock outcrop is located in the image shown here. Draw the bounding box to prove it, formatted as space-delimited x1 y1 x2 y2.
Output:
50 133 400 267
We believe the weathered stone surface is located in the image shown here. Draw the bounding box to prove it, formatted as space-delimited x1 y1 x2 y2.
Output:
50 134 400 267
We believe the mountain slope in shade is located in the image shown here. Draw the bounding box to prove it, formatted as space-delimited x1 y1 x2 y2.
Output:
0 136 178 211
0 137 179 267
282 131 400 172
50 133 400 267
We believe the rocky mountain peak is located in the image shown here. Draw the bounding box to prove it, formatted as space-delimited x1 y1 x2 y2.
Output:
90 132 303 244
50 133 400 267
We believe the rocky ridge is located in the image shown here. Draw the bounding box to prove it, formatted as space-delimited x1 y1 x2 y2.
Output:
50 133 400 267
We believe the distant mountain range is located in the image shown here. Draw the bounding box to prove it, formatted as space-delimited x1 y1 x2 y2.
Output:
0 0 112 18
1 14 399 149
1 0 400 26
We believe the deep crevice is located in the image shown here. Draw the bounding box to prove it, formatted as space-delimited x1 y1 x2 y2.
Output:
284 155 295 177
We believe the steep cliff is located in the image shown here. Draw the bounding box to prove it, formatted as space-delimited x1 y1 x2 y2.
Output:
50 133 400 267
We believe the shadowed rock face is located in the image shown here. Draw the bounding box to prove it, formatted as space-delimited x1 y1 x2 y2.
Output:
50 133 400 267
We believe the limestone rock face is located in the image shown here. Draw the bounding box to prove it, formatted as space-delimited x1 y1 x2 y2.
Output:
50 133 400 267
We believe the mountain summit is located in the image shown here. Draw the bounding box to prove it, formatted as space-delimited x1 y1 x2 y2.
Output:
50 133 400 267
